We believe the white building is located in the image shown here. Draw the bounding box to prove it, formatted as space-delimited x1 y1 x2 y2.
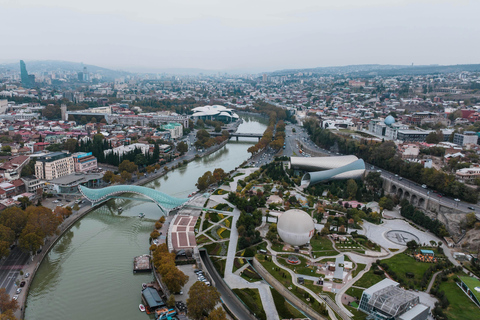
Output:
34 152 75 180
104 143 150 157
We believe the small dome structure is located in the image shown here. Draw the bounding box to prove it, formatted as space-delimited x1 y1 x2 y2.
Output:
384 115 395 125
277 209 315 246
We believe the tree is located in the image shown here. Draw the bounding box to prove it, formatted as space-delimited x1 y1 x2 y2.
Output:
163 267 189 293
18 196 32 210
103 170 115 183
166 294 176 308
134 154 147 167
465 212 477 229
42 105 61 119
121 170 132 182
207 307 227 320
119 160 138 173
0 288 18 314
1 145 11 153
346 179 358 200
63 138 78 153
177 141 188 154
379 196 394 211
187 282 221 320
212 168 227 182
80 116 88 124
0 207 27 237
406 240 418 251
426 131 442 144
196 171 214 191
18 232 43 254
90 117 97 123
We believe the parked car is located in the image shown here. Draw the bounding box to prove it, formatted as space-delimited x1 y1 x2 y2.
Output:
16 288 22 294
13 295 18 301
468 206 475 210
25 273 30 278
20 281 26 287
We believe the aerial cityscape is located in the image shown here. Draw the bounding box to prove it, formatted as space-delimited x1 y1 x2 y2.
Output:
1 1 480 320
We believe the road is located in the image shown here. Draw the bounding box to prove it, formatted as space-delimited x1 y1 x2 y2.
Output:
0 247 30 296
199 250 256 320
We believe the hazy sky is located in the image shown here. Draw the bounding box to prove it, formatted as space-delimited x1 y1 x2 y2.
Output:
1 0 478 72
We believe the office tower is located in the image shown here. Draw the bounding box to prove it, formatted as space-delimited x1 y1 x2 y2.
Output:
20 60 31 87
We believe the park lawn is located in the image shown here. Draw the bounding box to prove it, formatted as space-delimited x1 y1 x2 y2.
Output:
352 263 367 278
439 274 480 320
310 236 335 251
271 242 288 252
212 258 226 277
202 219 213 231
345 305 367 320
240 266 262 282
345 287 364 300
233 258 246 273
277 254 318 276
382 253 433 289
232 288 266 320
219 229 230 239
354 268 385 288
312 250 340 257
196 234 212 245
270 288 305 319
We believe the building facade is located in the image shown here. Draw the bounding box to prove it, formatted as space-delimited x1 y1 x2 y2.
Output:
34 152 75 180
73 152 98 172
161 122 183 139
453 131 478 146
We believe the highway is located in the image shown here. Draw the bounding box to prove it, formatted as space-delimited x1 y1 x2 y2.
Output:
281 123 479 214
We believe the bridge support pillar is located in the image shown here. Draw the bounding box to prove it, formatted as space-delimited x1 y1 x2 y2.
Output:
236 136 239 141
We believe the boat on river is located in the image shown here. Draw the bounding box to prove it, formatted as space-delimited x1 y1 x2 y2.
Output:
118 207 123 212
139 304 145 312
139 213 145 218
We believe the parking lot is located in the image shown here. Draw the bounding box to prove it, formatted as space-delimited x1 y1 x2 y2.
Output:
176 265 208 303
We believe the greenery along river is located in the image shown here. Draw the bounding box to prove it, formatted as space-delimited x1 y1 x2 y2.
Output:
25 115 267 320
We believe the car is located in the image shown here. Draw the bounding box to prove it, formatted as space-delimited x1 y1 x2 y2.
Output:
468 206 475 210
16 288 22 294
437 194 442 198
20 281 26 287
421 184 427 189
53 200 59 203
12 295 18 301
454 198 460 202
25 272 30 278
377 170 382 173
399 177 403 180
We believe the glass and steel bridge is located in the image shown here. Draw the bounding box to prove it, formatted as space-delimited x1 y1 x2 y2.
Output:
78 185 191 214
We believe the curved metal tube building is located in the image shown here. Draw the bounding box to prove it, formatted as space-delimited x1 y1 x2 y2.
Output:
290 155 358 171
300 159 365 187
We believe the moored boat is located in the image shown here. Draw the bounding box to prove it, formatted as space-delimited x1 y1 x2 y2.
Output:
139 304 145 312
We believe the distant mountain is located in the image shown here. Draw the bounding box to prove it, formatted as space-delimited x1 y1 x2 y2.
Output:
270 64 480 77
0 60 130 79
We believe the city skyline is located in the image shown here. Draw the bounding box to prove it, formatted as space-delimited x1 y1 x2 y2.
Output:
1 0 479 73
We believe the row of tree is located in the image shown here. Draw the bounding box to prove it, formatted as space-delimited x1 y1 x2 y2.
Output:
196 168 227 191
400 200 449 237
0 205 72 259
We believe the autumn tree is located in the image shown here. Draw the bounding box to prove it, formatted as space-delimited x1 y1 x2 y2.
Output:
120 170 132 182
0 288 18 314
187 282 221 320
196 171 214 191
0 309 17 320
103 170 115 183
118 160 138 173
0 225 15 258
18 196 32 210
0 207 27 237
207 307 227 320
212 168 227 182
163 267 189 293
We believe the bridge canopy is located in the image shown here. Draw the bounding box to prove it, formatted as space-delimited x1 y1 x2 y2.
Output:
78 185 190 211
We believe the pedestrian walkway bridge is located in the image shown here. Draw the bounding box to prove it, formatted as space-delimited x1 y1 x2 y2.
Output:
78 185 190 213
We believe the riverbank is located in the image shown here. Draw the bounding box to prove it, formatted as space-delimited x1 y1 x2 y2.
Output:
18 133 233 319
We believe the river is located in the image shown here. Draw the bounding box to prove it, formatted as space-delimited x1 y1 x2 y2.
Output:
25 115 267 320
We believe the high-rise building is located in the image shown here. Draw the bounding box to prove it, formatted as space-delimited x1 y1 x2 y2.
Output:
34 152 75 180
20 60 31 87
83 66 90 81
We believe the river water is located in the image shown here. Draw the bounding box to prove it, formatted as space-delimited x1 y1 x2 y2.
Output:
25 115 267 320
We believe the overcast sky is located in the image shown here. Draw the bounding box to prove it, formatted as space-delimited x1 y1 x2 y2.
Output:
1 0 478 73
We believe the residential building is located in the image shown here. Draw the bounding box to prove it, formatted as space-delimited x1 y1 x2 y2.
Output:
456 166 480 183
453 131 478 146
34 152 75 180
